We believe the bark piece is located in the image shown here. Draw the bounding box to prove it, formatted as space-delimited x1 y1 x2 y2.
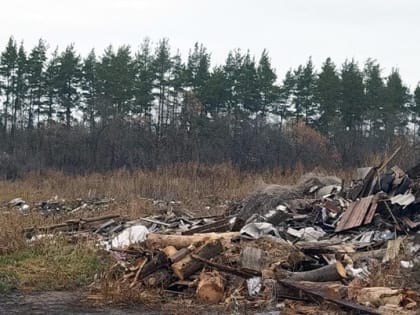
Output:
172 239 223 280
196 271 225 304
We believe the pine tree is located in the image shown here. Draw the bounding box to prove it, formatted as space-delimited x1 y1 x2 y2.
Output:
27 39 47 129
363 59 384 136
186 43 210 97
0 37 18 131
237 51 260 116
56 44 82 127
315 57 341 134
13 42 28 133
273 69 294 129
223 49 243 118
153 39 172 136
257 49 278 121
293 58 317 124
201 66 229 116
44 48 60 124
81 49 98 130
168 51 185 124
383 69 409 137
340 59 365 131
133 39 155 120
96 45 135 120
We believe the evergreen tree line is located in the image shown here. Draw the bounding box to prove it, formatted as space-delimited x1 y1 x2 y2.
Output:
0 36 419 177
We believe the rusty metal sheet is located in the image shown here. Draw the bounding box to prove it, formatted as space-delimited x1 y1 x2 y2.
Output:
335 195 374 232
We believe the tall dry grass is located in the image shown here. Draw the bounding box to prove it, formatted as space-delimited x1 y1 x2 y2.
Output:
0 162 346 253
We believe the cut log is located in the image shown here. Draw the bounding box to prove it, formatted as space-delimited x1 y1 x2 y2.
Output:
276 261 346 282
143 268 172 288
196 271 225 304
139 251 168 279
172 239 223 280
240 247 263 273
169 245 196 263
145 232 239 249
162 246 177 257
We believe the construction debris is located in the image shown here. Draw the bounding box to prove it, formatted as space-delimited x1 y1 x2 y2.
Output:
24 154 420 314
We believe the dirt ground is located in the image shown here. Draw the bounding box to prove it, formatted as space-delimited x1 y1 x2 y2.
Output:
0 291 167 315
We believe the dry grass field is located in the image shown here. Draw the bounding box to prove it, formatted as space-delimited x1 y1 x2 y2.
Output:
0 163 342 293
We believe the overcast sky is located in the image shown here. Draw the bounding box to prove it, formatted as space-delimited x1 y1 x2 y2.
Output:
2 0 419 89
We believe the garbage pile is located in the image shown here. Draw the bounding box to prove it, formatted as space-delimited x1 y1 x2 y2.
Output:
27 152 420 314
6 196 114 215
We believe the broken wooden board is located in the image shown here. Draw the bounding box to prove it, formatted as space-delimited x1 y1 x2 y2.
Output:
382 237 402 263
240 247 263 274
335 195 375 232
181 218 232 235
279 279 381 315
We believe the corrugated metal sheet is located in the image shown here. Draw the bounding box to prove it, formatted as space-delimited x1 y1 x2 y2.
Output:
335 195 375 232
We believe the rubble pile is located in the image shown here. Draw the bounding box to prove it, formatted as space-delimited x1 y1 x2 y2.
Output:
26 151 420 314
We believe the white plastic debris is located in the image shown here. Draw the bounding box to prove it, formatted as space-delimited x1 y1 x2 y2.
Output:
239 222 279 240
246 276 262 296
315 185 342 198
286 227 326 241
390 193 415 209
345 265 370 280
110 224 149 249
400 260 414 269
